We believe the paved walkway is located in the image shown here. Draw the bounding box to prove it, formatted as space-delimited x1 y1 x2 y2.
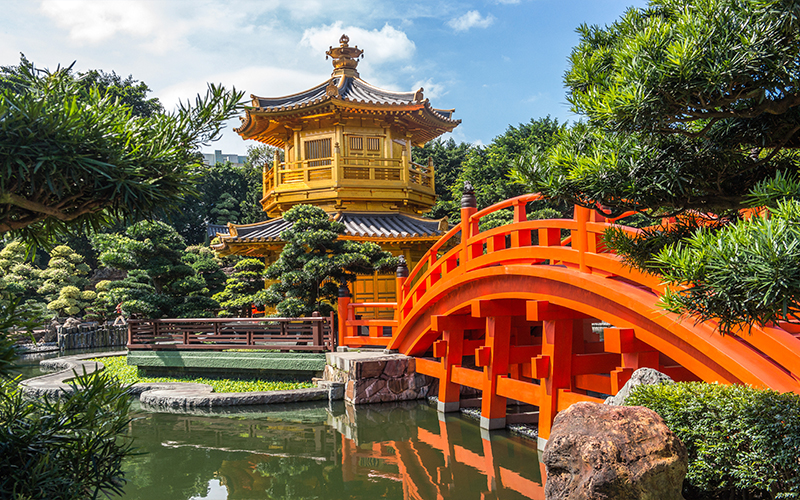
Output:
21 351 343 409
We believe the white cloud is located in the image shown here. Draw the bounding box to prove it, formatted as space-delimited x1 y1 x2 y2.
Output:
494 0 522 4
301 22 415 64
447 11 495 32
39 0 158 43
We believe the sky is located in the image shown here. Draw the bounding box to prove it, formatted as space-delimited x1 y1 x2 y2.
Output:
0 0 648 154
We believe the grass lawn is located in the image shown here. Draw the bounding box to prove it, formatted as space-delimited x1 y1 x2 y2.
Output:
92 355 315 393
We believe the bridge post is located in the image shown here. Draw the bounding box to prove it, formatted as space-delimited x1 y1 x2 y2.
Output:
431 315 467 413
337 283 351 348
573 205 590 272
460 182 477 262
395 256 409 322
536 317 589 444
479 315 511 430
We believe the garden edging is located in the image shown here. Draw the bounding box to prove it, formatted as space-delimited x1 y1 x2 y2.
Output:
20 351 344 408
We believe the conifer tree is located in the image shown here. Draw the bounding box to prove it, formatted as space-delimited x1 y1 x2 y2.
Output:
0 240 46 319
260 205 397 317
92 221 218 318
514 0 800 332
213 258 266 317
38 246 89 299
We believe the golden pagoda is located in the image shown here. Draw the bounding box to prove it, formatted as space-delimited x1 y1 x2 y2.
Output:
214 35 460 304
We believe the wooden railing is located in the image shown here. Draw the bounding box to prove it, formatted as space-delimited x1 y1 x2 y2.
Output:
337 302 398 347
262 157 434 197
127 314 335 352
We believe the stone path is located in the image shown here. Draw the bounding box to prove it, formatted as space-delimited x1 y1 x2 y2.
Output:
20 351 343 409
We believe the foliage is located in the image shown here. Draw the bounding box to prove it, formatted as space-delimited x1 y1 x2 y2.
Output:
183 245 226 297
213 258 266 317
655 200 800 333
92 221 218 318
261 205 397 317
0 57 243 245
37 245 92 317
47 285 96 318
0 370 134 500
412 138 474 220
512 0 800 331
0 294 133 499
0 239 47 320
94 355 313 393
170 144 274 245
626 382 800 500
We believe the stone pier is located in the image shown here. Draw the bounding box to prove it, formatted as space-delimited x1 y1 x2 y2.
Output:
322 350 437 405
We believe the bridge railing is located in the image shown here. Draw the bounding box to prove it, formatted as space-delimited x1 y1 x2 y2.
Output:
127 315 335 352
396 193 665 325
336 191 657 348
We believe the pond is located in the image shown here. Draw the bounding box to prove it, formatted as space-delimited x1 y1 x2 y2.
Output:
122 400 545 500
15 352 547 499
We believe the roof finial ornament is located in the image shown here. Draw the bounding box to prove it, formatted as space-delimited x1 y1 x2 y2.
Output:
325 34 364 77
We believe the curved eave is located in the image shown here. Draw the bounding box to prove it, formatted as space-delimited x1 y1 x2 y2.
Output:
236 98 460 147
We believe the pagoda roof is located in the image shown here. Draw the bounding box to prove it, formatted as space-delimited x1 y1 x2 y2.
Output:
212 212 446 256
236 37 460 148
249 76 455 118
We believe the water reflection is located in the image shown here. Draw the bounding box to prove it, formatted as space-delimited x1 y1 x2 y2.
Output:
121 401 545 500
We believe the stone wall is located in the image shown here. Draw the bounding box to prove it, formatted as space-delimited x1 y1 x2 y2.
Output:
58 324 127 352
323 351 437 405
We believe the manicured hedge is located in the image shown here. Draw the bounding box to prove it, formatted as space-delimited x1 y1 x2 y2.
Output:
626 382 800 500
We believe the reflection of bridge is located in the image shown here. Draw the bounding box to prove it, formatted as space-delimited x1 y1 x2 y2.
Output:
341 414 545 500
338 193 800 445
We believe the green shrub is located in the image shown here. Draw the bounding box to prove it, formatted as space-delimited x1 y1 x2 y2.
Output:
0 370 133 499
626 382 800 500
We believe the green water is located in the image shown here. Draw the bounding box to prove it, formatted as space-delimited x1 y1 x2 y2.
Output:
121 400 546 500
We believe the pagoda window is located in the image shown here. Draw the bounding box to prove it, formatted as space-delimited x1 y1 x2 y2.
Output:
305 138 332 167
366 137 381 152
347 135 381 156
349 136 363 151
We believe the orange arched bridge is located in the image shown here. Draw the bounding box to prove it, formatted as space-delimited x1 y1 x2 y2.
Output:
337 193 800 444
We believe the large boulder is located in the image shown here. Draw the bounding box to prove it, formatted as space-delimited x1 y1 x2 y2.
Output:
543 402 687 500
605 367 673 406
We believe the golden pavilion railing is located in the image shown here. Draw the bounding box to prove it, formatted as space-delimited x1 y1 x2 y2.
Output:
263 156 435 194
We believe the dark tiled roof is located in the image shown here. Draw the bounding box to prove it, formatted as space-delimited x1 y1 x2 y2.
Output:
207 224 230 238
220 212 443 244
338 213 442 238
232 218 294 241
253 76 418 110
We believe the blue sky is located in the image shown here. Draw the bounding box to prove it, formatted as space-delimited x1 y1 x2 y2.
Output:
0 0 647 154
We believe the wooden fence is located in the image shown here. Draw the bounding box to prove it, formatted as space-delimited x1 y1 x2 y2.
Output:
127 313 335 352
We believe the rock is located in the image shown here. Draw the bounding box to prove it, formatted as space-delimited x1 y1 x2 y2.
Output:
543 402 687 500
63 317 82 329
42 318 60 343
605 367 674 406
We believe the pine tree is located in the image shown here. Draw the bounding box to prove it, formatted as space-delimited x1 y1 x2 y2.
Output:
212 259 266 317
260 205 397 317
92 221 218 318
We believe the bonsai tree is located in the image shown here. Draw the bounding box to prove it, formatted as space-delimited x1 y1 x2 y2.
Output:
0 240 47 320
92 221 218 318
37 245 91 317
213 258 266 317
46 285 96 318
513 0 800 333
260 205 397 317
